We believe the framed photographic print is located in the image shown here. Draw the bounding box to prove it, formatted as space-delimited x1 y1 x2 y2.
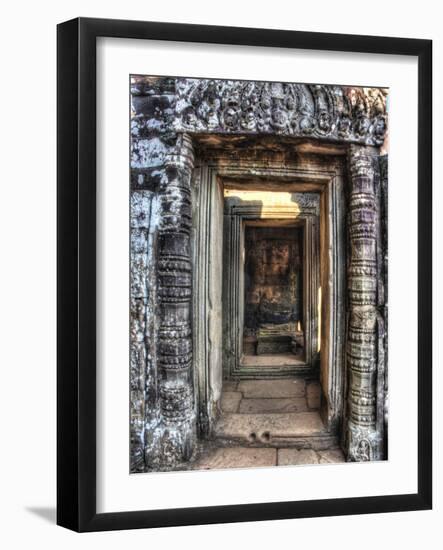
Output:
57 17 432 531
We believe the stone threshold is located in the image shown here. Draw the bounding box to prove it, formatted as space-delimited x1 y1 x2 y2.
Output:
240 353 305 368
185 445 346 471
215 411 327 443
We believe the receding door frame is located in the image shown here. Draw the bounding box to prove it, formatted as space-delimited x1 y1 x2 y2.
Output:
191 151 347 437
223 197 320 378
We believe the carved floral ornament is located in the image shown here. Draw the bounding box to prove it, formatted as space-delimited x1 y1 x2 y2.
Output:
131 77 388 146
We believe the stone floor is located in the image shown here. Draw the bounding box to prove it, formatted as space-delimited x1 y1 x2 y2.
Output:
186 379 346 471
221 378 321 412
191 446 345 470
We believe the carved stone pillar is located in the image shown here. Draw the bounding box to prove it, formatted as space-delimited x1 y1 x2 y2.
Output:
346 145 384 461
157 133 196 465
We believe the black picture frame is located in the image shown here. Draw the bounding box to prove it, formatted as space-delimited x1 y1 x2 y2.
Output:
57 17 432 532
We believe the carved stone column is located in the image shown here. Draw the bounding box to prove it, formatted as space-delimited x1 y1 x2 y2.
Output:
346 145 384 461
157 133 196 465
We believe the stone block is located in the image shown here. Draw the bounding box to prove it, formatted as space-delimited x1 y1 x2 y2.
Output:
131 137 168 169
130 191 154 229
239 397 308 414
240 354 304 367
318 448 346 463
131 253 149 298
306 381 321 409
220 392 242 413
237 379 305 399
256 337 292 354
131 94 174 118
215 412 326 442
222 381 238 392
243 339 256 355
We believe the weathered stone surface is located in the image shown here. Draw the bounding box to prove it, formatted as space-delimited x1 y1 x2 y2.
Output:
318 448 346 463
155 132 197 467
215 412 325 442
237 379 305 399
278 448 319 466
194 447 277 470
346 146 385 461
256 338 292 355
173 79 387 146
131 137 168 169
222 381 238 392
239 397 308 414
240 354 304 367
306 381 321 409
221 392 242 413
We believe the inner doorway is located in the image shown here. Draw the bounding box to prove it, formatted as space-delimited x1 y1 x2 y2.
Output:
191 155 347 447
222 188 320 379
216 185 329 448
242 223 305 368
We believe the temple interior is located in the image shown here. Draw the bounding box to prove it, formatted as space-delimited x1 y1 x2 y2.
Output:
242 223 305 368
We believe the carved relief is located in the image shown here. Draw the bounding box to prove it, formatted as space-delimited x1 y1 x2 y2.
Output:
346 145 384 461
355 438 371 461
173 79 387 146
156 133 196 465
130 191 156 472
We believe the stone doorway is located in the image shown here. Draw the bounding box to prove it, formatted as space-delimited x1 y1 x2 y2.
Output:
203 181 341 467
222 187 321 378
130 76 388 472
194 179 342 467
192 151 346 463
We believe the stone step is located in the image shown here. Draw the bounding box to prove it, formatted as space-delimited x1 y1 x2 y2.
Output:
215 411 332 447
237 379 306 398
238 397 308 414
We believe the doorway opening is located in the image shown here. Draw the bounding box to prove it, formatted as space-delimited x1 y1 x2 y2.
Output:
216 185 328 450
242 222 305 369
222 187 320 380
191 146 347 466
